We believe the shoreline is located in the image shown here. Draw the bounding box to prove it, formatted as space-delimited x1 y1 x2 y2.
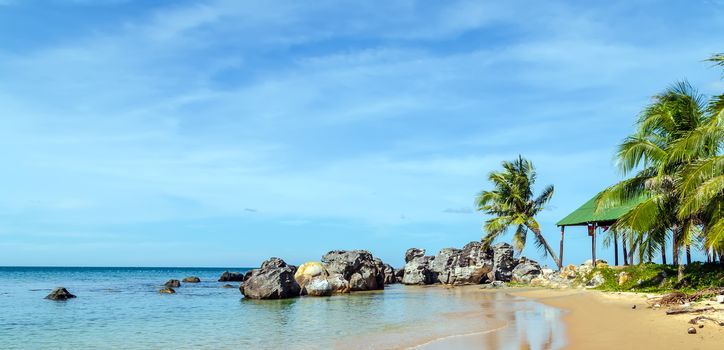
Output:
512 288 723 350
405 286 723 350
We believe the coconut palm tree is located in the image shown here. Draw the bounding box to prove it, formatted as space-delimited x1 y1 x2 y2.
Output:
476 155 561 267
597 81 710 267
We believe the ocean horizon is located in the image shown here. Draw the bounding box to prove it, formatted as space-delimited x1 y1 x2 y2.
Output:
0 266 565 349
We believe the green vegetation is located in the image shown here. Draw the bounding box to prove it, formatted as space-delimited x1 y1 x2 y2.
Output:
595 53 724 265
476 156 560 267
584 263 724 294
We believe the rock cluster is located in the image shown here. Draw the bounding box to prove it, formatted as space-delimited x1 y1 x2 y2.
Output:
401 242 520 286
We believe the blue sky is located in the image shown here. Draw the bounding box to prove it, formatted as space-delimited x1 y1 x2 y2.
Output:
1 0 723 267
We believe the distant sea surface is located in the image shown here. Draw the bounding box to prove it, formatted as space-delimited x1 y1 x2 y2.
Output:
0 266 565 349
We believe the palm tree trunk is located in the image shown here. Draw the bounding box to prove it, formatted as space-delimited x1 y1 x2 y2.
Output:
613 230 619 266
622 232 628 265
686 244 691 265
530 227 561 268
661 244 667 265
672 224 679 266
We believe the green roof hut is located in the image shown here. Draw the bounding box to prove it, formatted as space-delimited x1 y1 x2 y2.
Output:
556 192 644 268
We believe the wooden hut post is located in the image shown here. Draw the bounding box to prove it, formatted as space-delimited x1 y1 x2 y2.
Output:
622 231 628 265
613 229 619 266
559 226 565 269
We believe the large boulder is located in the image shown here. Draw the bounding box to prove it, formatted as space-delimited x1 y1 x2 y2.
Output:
322 250 384 291
450 242 494 285
294 262 329 295
430 242 496 285
490 243 517 282
241 257 301 299
402 248 437 285
305 277 333 297
45 287 76 300
328 274 350 293
511 257 542 283
218 271 245 282
394 268 404 283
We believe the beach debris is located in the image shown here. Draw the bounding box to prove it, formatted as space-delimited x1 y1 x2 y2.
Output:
164 279 181 288
687 327 697 334
632 305 636 309
689 316 724 327
45 287 76 300
699 324 704 328
182 276 201 283
665 307 714 315
716 295 724 304
241 257 301 299
651 288 724 306
218 271 245 282
159 287 175 294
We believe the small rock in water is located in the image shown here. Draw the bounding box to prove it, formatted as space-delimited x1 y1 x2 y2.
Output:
45 287 76 300
222 284 235 288
182 276 201 283
164 279 181 288
159 287 176 294
687 327 697 334
218 271 245 282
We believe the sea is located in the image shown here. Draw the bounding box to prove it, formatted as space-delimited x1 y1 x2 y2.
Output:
0 266 566 349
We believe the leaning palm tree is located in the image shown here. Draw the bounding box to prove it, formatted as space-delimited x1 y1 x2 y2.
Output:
476 155 561 267
598 81 710 267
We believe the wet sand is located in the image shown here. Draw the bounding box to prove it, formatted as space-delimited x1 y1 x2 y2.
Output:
512 289 724 350
407 287 723 350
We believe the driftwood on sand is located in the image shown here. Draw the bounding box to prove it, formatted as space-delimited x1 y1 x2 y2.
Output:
665 307 715 315
688 316 724 327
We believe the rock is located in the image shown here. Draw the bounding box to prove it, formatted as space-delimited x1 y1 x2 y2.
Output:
559 264 576 279
491 243 517 282
182 276 200 283
431 247 461 284
222 284 235 288
632 305 636 309
394 268 404 283
294 262 329 292
687 327 697 334
45 287 76 300
511 257 542 283
159 287 176 294
328 274 350 293
583 259 607 266
305 277 333 297
716 295 724 304
380 262 396 284
451 241 494 285
618 272 630 286
402 254 437 285
322 250 385 291
586 272 605 288
218 271 245 282
698 324 704 328
241 257 301 299
164 279 181 288
541 268 554 276
405 248 426 263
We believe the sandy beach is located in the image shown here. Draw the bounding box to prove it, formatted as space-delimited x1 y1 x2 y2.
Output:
419 287 723 350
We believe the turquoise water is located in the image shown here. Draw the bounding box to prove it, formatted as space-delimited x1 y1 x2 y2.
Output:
0 267 564 349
